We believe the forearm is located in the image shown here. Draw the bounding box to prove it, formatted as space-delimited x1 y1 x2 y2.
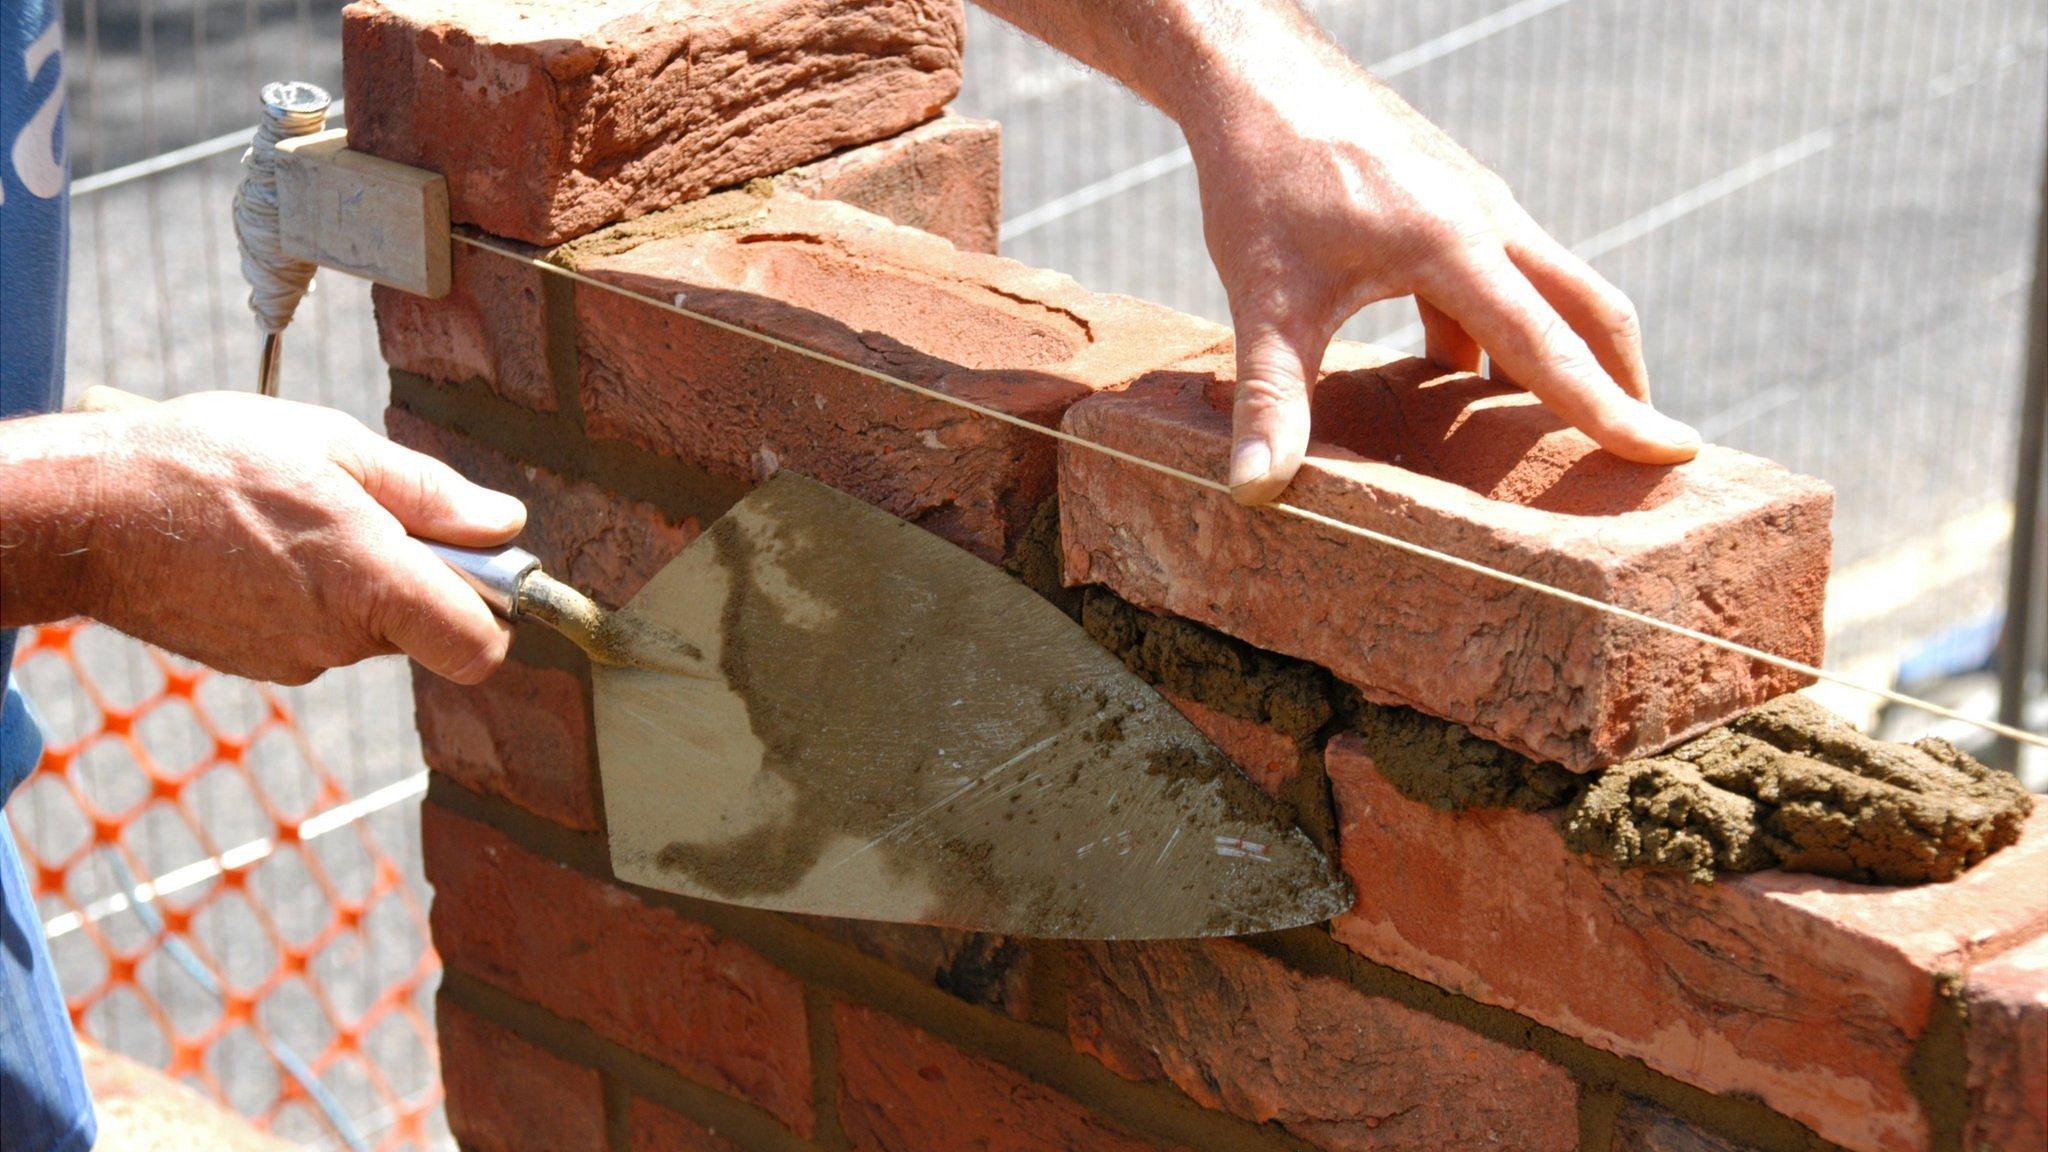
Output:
972 0 1354 142
0 412 119 626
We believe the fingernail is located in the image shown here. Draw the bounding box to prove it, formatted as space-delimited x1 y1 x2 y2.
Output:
1229 438 1272 491
1651 410 1701 449
477 490 527 528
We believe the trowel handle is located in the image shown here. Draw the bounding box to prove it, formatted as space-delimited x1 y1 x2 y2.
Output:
426 542 542 618
422 539 613 661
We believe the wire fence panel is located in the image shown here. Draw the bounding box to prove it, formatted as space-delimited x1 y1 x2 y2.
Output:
9 2 2047 1148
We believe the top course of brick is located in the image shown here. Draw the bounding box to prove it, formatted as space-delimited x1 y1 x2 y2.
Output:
1060 346 1836 772
342 0 965 244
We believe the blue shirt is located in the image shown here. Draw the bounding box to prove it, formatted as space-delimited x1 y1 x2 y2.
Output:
2 1 96 1147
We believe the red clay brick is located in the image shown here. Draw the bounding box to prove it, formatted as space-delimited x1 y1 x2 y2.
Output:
373 245 553 410
1162 692 1300 799
423 803 814 1136
1964 934 2048 1152
437 998 608 1152
1324 734 2048 1152
386 408 698 609
630 1098 742 1152
1060 345 1833 772
342 0 964 245
574 192 1227 561
794 918 1032 1018
371 116 1004 403
1609 1099 1764 1152
1068 939 1578 1152
80 1042 293 1152
835 1003 1168 1152
412 660 596 830
782 113 1002 254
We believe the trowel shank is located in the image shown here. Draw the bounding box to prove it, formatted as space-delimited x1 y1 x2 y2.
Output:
426 541 701 673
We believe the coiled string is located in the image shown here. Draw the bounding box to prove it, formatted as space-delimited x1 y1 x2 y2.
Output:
232 81 330 395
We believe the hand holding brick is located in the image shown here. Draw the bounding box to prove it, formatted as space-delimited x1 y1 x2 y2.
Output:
1060 343 1834 771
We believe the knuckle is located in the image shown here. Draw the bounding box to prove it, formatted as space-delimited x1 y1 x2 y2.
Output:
1603 293 1643 343
1234 374 1304 412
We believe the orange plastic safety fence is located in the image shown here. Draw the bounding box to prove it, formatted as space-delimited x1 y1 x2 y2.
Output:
6 621 445 1151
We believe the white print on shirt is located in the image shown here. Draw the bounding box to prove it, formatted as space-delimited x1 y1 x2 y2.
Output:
5 21 66 205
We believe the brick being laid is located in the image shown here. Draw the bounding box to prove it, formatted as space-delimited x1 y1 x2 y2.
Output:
342 0 966 245
1059 342 1834 772
570 190 1229 562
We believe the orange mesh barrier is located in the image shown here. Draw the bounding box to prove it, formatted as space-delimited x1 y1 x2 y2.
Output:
6 621 444 1151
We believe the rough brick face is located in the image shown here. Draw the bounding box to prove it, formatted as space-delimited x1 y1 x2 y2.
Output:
386 407 698 608
372 115 1004 406
1964 935 2048 1152
423 803 815 1136
373 247 552 410
1324 734 2048 1152
835 1004 1166 1152
1068 939 1578 1152
342 0 965 245
574 192 1226 560
1060 345 1833 771
1162 692 1300 799
630 1098 742 1152
438 998 608 1152
412 660 596 830
782 113 1003 254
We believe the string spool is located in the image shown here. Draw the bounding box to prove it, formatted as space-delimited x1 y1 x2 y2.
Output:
233 81 331 396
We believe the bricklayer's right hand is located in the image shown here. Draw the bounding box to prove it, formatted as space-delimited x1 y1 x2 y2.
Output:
0 391 527 685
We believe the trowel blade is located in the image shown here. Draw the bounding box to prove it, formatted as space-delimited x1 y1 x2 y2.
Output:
594 473 1352 939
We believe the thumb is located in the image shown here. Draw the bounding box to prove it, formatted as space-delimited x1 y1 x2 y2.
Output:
339 430 527 547
1229 323 1326 505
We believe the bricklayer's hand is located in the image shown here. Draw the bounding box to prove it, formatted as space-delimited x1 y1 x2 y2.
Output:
1182 56 1701 503
0 393 526 685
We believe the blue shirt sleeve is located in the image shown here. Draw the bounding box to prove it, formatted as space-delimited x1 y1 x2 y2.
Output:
3 0 97 1145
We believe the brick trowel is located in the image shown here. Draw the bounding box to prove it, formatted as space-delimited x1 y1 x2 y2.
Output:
439 472 1351 939
73 390 1347 938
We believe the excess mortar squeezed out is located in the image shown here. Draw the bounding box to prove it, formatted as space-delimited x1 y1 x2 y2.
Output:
1031 504 2035 886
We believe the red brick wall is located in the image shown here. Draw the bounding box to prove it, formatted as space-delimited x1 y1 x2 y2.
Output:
344 5 2048 1151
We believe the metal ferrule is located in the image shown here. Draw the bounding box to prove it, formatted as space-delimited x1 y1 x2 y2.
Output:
425 543 540 618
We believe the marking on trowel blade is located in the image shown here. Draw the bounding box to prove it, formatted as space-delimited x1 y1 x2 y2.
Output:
1214 836 1273 862
1075 830 1136 859
1152 826 1183 868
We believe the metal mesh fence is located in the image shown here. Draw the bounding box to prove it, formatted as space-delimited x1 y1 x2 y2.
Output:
6 0 2045 1146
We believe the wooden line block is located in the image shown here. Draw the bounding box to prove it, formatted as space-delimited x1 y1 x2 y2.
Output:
276 127 451 298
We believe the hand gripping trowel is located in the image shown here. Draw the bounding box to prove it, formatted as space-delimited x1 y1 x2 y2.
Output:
72 388 1347 938
437 472 1352 939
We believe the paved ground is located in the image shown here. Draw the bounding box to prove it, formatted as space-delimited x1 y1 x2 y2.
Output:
14 0 2048 1145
